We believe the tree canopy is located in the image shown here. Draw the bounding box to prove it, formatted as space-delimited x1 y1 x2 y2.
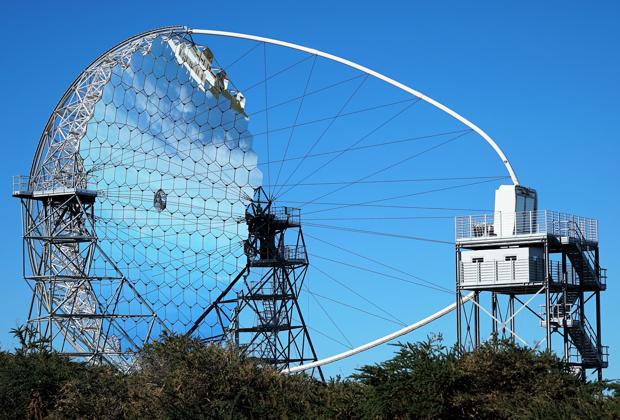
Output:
0 332 618 419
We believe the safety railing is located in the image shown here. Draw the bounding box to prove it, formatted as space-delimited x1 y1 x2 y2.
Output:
460 257 544 286
567 220 601 272
13 173 92 194
568 345 609 366
548 260 580 287
455 210 598 243
569 317 608 366
583 317 599 348
546 259 606 289
270 207 301 225
543 305 608 366
460 257 606 289
248 245 307 264
280 245 307 262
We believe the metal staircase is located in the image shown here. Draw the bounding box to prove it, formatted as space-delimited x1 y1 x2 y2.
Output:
551 221 608 372
564 221 605 290
567 319 607 368
547 301 607 369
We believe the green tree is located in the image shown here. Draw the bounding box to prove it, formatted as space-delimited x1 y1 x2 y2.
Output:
0 330 618 419
353 335 620 419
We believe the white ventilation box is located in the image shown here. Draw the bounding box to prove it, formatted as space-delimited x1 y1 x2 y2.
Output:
493 185 538 236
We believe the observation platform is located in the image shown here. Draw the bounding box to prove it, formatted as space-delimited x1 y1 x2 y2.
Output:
456 210 605 294
12 175 97 203
269 207 301 227
246 206 301 230
248 245 307 267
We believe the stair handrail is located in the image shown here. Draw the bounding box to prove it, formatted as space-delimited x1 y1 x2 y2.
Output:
582 316 604 364
566 221 601 287
583 316 598 344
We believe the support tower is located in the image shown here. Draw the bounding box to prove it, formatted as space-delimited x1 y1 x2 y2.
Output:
455 185 608 380
188 187 322 378
12 174 158 368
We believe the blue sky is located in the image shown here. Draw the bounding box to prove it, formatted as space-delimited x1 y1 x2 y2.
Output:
0 1 618 379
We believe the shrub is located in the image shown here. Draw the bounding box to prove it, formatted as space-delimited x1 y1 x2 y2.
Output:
0 332 617 419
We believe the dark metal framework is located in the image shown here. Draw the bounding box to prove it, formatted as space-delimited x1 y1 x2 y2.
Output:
188 187 323 378
456 220 607 381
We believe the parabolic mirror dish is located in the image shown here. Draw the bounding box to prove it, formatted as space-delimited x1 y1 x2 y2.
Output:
27 30 262 363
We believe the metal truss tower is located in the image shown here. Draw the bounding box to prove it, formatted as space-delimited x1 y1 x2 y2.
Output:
13 175 159 368
455 186 607 381
11 30 167 367
188 187 322 378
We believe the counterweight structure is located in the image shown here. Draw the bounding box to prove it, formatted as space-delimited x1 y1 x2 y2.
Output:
455 185 607 380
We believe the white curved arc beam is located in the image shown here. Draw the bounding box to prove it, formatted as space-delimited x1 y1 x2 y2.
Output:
189 28 519 185
283 292 474 373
